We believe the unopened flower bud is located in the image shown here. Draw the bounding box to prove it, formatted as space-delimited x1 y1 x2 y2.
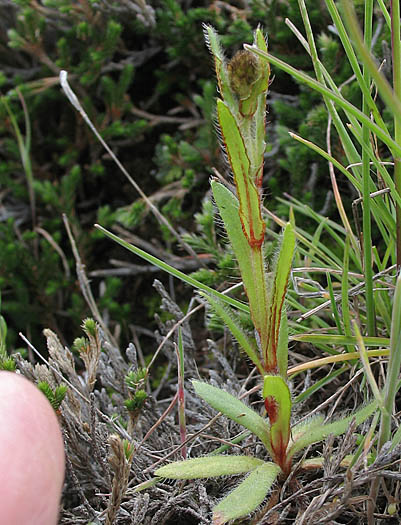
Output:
227 50 260 99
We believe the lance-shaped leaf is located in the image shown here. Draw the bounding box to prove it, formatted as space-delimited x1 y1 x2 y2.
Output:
290 415 325 442
203 25 236 113
263 375 291 472
199 291 265 375
276 312 288 379
287 399 378 460
252 28 270 177
192 380 272 454
216 99 265 248
211 180 268 355
211 180 251 270
212 461 281 524
264 222 295 372
290 333 389 347
155 455 263 480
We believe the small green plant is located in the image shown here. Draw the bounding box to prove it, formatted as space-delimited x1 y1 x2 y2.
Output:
96 26 378 523
37 381 67 413
124 366 148 433
72 318 102 392
0 295 15 371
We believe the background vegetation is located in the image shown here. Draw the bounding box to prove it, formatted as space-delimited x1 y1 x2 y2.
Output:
1 0 357 354
2 1 401 524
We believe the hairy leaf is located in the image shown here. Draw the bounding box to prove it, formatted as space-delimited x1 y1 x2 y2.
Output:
193 380 271 453
155 455 263 480
265 223 295 372
216 100 265 247
212 462 281 524
200 291 264 375
290 414 325 442
211 180 268 356
287 400 378 460
203 25 236 113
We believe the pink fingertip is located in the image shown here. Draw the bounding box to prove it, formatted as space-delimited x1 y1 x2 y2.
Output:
0 372 65 525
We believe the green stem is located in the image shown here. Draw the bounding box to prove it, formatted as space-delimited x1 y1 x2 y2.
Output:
370 270 401 523
370 6 401 504
341 238 352 337
392 0 401 271
175 328 187 459
380 268 401 450
362 0 376 335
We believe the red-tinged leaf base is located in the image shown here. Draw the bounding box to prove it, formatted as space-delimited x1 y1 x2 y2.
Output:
263 376 292 476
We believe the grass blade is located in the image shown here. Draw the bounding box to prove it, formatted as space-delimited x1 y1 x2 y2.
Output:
175 328 187 459
290 334 389 346
95 223 249 314
245 46 401 158
288 349 389 377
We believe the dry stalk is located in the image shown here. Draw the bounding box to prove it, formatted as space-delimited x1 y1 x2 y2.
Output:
105 434 134 525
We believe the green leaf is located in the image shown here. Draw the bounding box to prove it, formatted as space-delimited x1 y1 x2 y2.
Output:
212 462 281 524
253 34 270 169
192 380 271 454
381 273 401 447
291 414 325 441
155 455 263 479
211 180 251 266
290 334 390 347
287 400 378 460
391 418 401 451
132 477 159 493
340 237 352 338
216 100 265 247
203 25 236 113
276 313 288 379
200 292 264 375
353 321 383 407
211 181 268 351
264 222 295 371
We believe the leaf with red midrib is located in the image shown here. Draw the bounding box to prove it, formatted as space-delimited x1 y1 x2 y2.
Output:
263 223 295 373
